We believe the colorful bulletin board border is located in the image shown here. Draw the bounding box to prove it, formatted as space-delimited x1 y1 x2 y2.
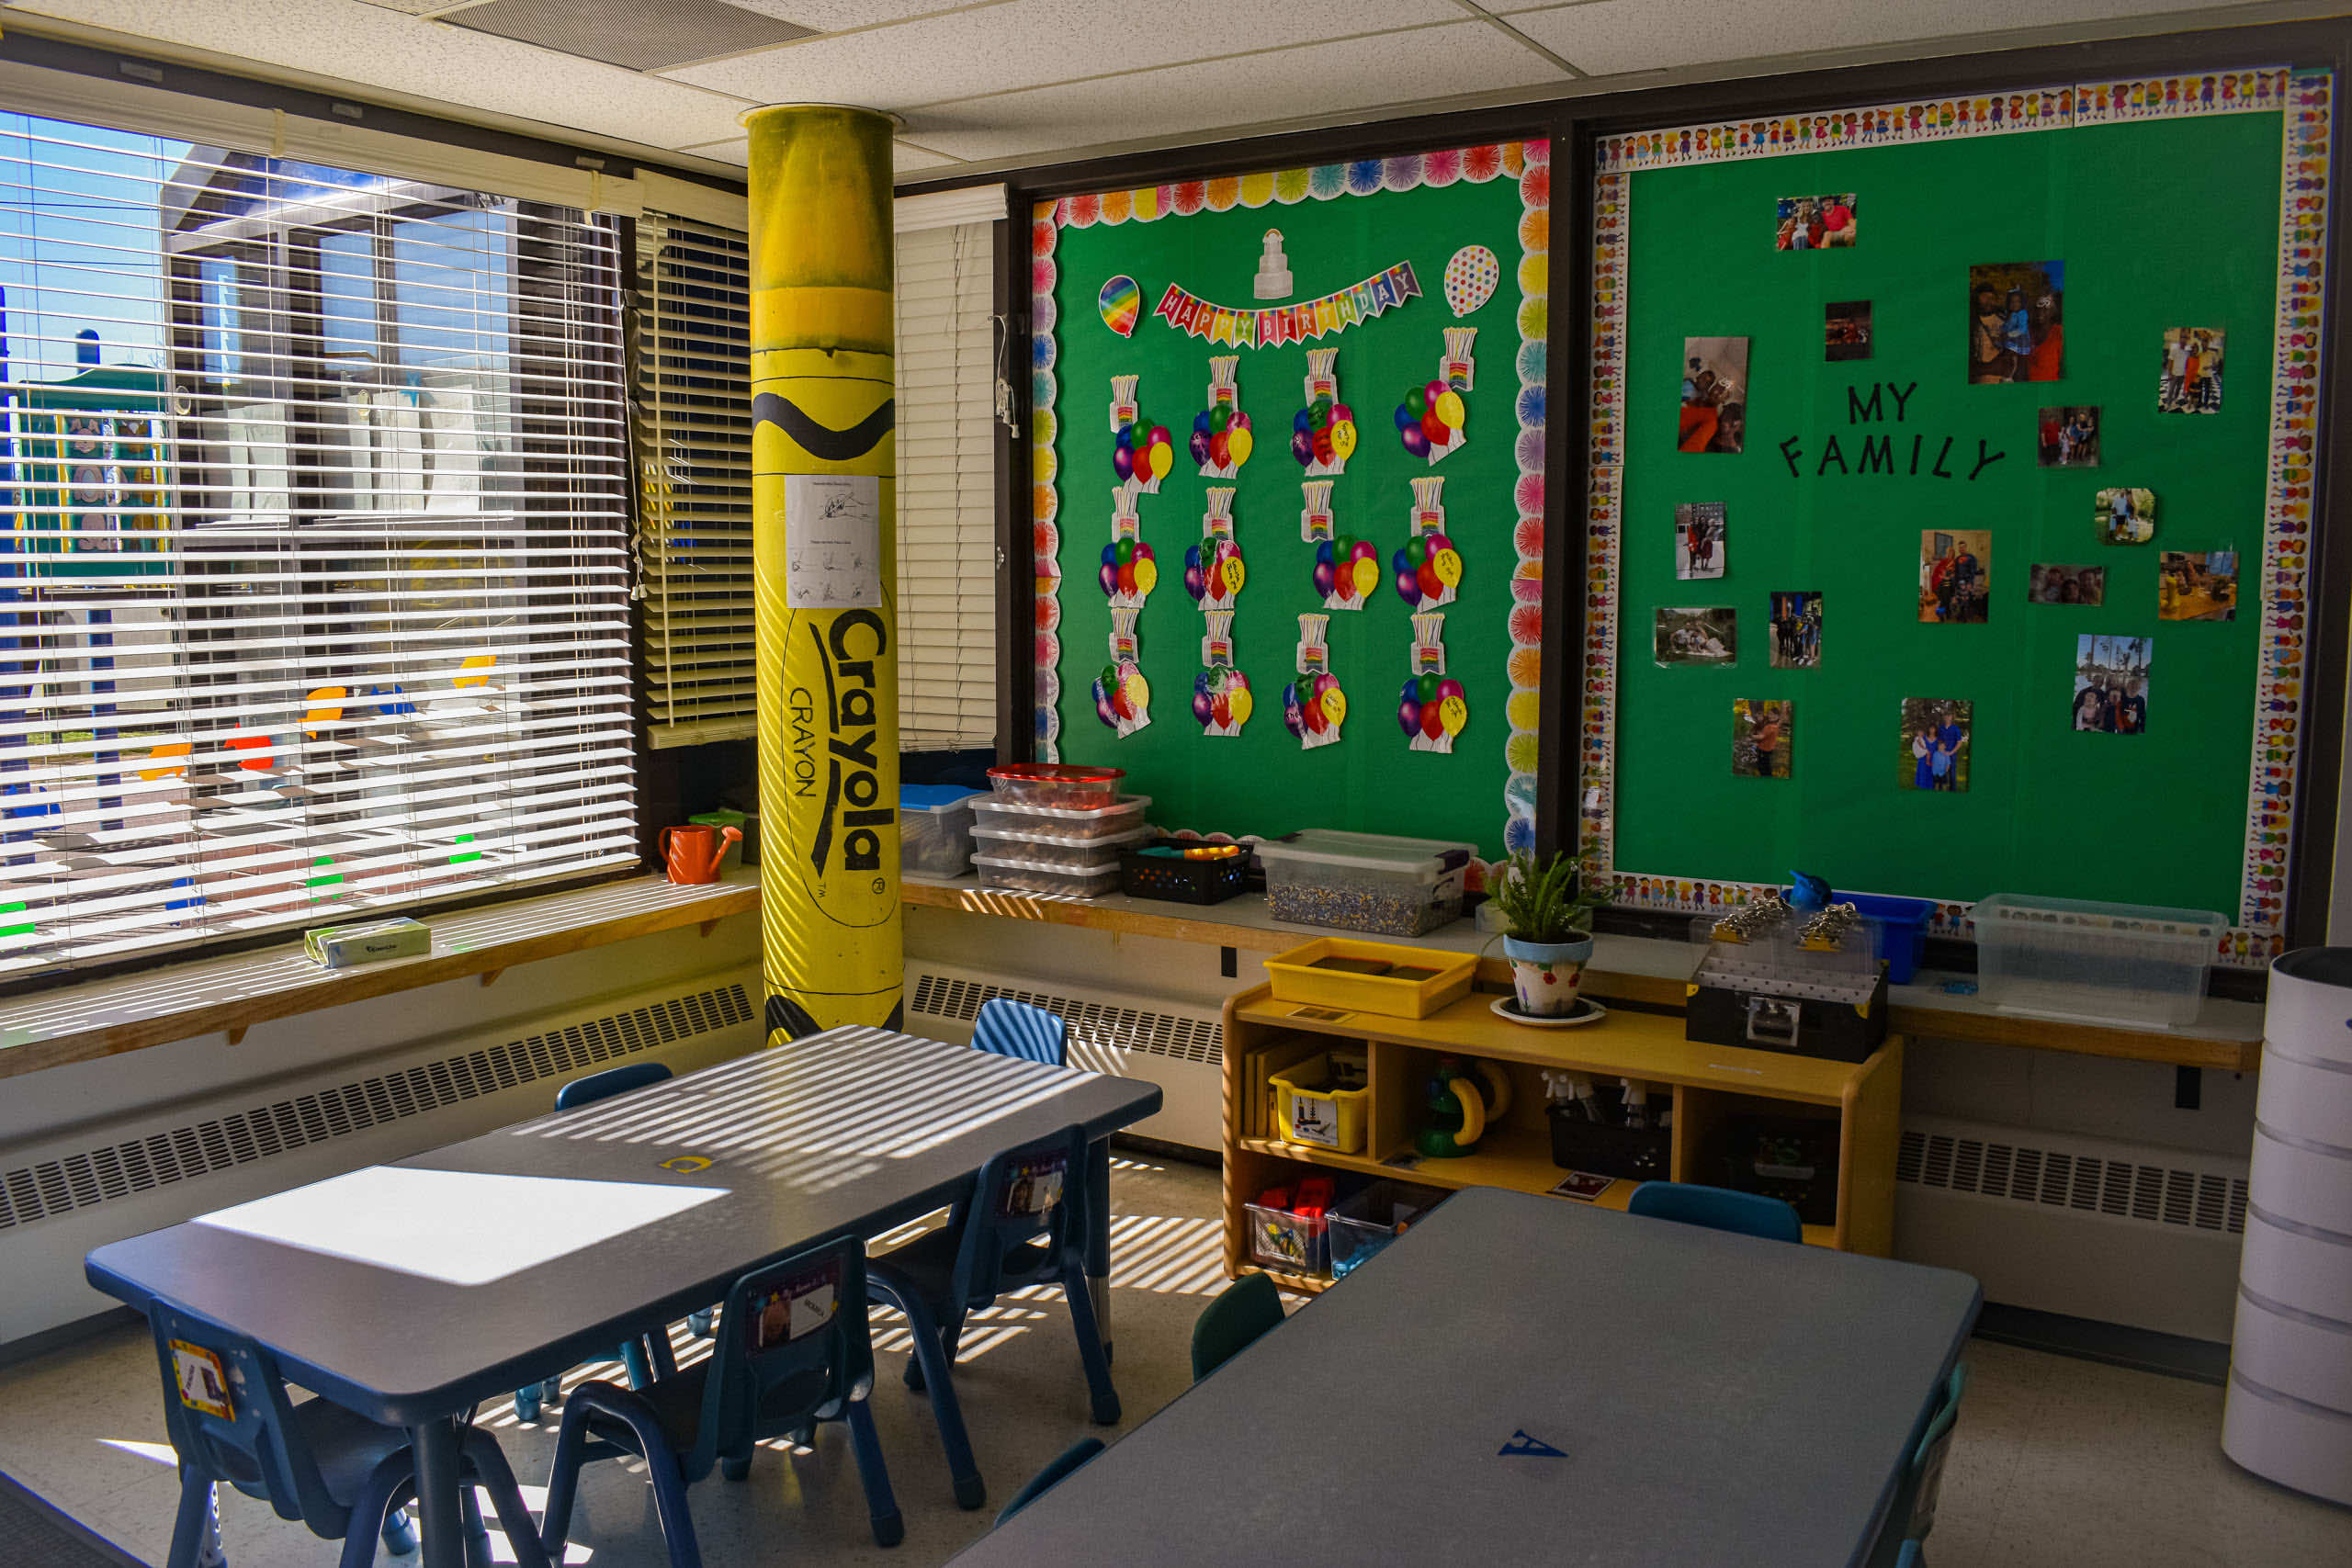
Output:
1032 145 1550 873
1582 68 2326 969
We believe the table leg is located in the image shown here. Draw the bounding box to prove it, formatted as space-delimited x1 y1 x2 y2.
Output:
409 1417 465 1568
1085 1135 1113 1359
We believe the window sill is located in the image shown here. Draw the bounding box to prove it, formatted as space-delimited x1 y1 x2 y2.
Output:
0 874 759 1081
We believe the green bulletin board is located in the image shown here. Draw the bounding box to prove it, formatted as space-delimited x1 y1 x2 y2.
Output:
1033 146 1547 864
1583 72 2330 964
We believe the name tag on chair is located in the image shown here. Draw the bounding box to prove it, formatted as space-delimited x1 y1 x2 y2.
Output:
746 1262 840 1349
171 1341 235 1419
1000 1155 1068 1219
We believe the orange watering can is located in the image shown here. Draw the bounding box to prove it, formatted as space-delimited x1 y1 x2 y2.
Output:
661 823 741 886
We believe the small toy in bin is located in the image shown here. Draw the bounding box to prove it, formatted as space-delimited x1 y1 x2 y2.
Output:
1414 1055 1514 1158
1248 1176 1337 1275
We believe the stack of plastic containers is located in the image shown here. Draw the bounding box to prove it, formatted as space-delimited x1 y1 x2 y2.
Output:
972 764 1148 898
899 784 983 878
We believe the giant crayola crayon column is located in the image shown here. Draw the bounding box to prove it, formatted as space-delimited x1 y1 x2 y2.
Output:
745 104 901 1041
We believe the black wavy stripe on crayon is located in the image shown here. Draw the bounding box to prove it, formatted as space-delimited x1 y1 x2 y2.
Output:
752 392 896 462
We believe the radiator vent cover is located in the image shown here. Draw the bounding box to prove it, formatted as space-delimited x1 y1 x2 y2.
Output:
1897 1125 2247 1235
0 982 752 1233
908 972 1224 1066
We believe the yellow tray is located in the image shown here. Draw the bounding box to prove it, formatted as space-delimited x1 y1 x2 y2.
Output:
1264 937 1477 1019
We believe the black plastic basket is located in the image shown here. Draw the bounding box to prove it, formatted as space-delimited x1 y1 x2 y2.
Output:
1118 840 1250 905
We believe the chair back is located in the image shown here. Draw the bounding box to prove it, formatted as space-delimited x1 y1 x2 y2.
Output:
555 1060 673 1111
694 1235 878 1472
1626 1181 1804 1244
1905 1362 1969 1541
147 1297 336 1527
970 998 1068 1066
951 1123 1088 1308
994 1438 1103 1528
1191 1271 1284 1382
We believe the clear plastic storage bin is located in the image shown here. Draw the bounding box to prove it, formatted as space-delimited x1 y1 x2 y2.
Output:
1253 829 1476 936
986 763 1125 808
1971 893 2223 1029
973 852 1122 900
1245 1200 1329 1278
970 794 1151 842
971 824 1150 869
1327 1180 1445 1279
899 784 982 878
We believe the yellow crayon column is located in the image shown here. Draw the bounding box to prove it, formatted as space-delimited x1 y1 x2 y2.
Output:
745 105 901 1041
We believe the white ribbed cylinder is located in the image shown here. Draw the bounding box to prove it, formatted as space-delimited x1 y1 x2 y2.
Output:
2222 948 2352 1505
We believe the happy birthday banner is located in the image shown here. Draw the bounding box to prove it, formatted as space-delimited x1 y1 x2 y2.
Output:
1154 262 1420 347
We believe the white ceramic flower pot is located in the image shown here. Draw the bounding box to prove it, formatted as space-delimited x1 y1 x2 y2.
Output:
1503 932 1593 1016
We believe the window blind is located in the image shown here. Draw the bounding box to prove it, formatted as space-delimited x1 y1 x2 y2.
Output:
633 205 999 751
0 112 637 983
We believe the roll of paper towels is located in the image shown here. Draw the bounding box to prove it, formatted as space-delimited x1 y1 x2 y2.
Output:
2222 947 2352 1505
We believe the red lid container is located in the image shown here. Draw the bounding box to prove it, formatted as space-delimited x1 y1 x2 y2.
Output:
987 762 1126 807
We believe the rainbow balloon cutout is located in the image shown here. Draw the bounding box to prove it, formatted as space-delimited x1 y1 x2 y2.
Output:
1093 660 1151 731
1099 274 1141 336
1392 532 1464 607
1099 537 1158 605
1185 536 1246 609
1112 414 1175 486
1394 378 1467 461
1397 672 1470 750
1193 667 1254 736
1191 405 1254 473
1313 536 1381 610
1283 671 1347 745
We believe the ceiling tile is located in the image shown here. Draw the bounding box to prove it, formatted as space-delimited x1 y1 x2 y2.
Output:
894 141 959 172
8 0 757 150
661 0 1466 110
351 0 455 14
899 19 1569 164
1496 0 2244 78
723 0 1001 28
447 0 814 72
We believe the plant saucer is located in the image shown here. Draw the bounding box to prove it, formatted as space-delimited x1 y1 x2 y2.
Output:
1491 995 1607 1028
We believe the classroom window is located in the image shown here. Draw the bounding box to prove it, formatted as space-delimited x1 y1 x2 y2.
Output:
0 111 637 984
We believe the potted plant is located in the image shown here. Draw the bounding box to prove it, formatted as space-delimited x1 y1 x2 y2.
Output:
1490 852 1610 1017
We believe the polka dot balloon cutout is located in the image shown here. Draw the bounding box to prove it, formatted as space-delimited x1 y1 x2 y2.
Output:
1443 244 1500 318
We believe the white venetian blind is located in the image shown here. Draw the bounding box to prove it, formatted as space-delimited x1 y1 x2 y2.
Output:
0 111 638 982
893 218 997 751
633 201 999 751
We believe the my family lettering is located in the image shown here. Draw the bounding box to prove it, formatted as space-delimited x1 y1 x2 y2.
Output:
1773 381 2008 481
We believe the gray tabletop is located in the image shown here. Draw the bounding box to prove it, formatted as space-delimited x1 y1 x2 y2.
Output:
956 1186 1979 1568
87 1026 1160 1425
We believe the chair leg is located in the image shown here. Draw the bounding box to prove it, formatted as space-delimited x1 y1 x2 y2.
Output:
1061 1251 1121 1426
165 1470 215 1568
380 1504 417 1559
459 1483 492 1568
543 1382 698 1568
719 1454 752 1482
542 1376 564 1407
642 1455 706 1568
687 1309 714 1337
871 1273 983 1510
843 1398 904 1548
339 1452 415 1568
620 1338 653 1390
460 1430 550 1568
538 1403 594 1562
513 1384 541 1425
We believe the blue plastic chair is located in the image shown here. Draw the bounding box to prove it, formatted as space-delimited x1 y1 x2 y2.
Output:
539 1235 902 1567
1897 1542 1923 1568
868 1123 1118 1510
993 1438 1103 1528
149 1296 545 1568
1866 1361 1969 1568
1626 1180 1805 1244
514 1062 705 1424
1191 1271 1284 1382
971 998 1067 1065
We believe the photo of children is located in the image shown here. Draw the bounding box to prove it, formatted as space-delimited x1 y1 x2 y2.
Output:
1776 194 1857 250
2027 564 2107 605
1967 261 2064 382
2097 486 2156 544
2073 634 2154 734
2037 405 2100 468
1770 591 1822 668
1918 530 1990 624
1679 337 1748 454
2158 327 2225 414
1732 698 1792 778
1675 502 1726 579
1898 699 1972 792
1655 606 1737 666
2159 548 2238 621
1825 300 1871 361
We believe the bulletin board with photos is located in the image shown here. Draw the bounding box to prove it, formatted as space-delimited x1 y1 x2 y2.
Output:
1582 70 2331 968
1030 144 1550 865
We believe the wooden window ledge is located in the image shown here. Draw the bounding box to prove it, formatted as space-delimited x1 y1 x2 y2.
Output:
0 874 758 1081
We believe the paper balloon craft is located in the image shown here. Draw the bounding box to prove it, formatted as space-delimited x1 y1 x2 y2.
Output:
1193 355 1253 479
1109 374 1173 494
1398 612 1466 754
1186 536 1246 610
1093 660 1152 736
1288 615 1343 751
1314 536 1381 612
1442 245 1499 318
1292 348 1355 477
1194 666 1253 738
1099 536 1159 608
1394 377 1466 464
1395 474 1462 608
1099 275 1142 337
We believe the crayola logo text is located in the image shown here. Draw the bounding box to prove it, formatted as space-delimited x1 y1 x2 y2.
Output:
806 609 893 874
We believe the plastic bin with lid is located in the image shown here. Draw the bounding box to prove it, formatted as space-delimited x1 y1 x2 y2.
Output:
986 762 1125 808
973 850 1122 900
969 793 1150 843
1254 829 1477 937
1970 892 2222 1029
972 823 1151 870
900 784 983 878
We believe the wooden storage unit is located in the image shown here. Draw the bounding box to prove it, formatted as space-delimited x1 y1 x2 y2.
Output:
1222 960 1903 1294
